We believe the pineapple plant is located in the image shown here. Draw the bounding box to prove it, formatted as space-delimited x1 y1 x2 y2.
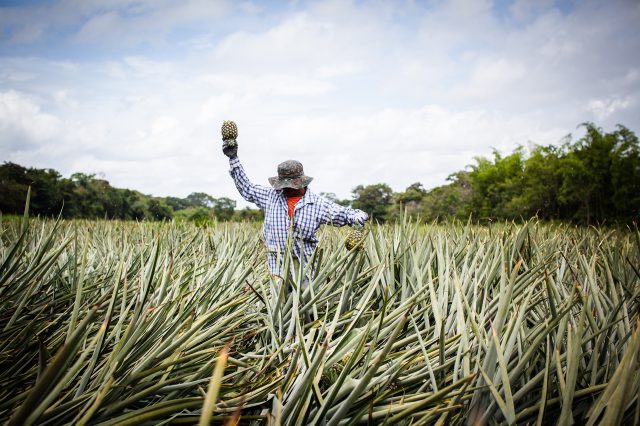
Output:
2 213 640 425
221 120 238 147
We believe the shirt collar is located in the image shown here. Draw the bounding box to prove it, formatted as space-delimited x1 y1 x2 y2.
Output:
301 188 317 205
277 188 317 205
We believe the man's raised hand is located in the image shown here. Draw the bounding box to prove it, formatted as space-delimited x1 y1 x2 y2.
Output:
222 140 238 158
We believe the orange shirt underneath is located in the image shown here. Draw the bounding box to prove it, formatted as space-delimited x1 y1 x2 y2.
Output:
287 195 303 218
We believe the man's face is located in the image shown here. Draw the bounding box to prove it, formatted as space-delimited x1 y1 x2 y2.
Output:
283 187 306 197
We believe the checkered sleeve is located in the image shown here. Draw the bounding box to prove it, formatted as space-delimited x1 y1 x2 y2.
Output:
228 157 270 210
320 198 362 227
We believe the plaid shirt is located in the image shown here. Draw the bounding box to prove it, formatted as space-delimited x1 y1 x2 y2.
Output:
229 156 364 275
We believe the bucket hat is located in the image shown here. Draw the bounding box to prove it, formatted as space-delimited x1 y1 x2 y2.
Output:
268 160 313 189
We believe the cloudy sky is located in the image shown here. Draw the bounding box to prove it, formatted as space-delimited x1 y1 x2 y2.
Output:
1 0 639 205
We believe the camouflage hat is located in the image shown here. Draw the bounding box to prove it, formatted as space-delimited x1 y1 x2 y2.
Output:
268 160 313 190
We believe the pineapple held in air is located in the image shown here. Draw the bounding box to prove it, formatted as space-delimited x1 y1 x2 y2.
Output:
345 224 367 250
221 120 238 146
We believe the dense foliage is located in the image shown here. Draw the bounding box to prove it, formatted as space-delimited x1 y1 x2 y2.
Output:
0 165 263 222
381 123 639 224
1 217 638 424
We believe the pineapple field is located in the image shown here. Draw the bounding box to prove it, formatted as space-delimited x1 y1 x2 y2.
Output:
1 213 639 425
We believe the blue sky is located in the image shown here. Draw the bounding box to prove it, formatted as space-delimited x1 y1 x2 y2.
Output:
1 0 639 205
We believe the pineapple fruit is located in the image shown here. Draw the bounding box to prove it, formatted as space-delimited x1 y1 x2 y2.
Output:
221 120 238 146
345 224 366 250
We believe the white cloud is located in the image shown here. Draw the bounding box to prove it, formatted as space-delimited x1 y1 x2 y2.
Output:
74 12 120 43
0 91 62 150
8 25 45 44
587 96 635 121
509 0 556 22
0 0 639 206
453 57 527 101
2 0 232 46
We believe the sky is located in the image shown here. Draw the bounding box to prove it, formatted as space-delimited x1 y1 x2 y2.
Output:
1 0 639 206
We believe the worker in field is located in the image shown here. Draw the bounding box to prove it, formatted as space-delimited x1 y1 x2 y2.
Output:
220 121 368 319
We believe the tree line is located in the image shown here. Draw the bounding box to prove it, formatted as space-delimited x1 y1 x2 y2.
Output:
347 123 639 224
1 123 638 224
0 165 263 223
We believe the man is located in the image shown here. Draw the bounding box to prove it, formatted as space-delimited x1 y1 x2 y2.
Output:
222 139 369 279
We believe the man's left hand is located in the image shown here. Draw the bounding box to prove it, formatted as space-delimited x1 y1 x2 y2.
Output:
354 211 369 225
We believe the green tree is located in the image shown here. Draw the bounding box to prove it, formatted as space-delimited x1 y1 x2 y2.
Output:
186 192 216 208
212 197 236 221
234 207 264 221
352 183 393 222
516 145 565 220
164 196 192 211
59 178 80 218
609 126 640 220
557 123 640 223
558 124 612 223
390 182 427 219
147 198 173 220
71 173 104 217
420 172 473 221
130 198 148 220
187 207 210 225
468 149 525 219
27 167 64 216
0 162 30 214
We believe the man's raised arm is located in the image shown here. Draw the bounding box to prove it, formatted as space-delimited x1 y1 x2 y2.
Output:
223 141 270 210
